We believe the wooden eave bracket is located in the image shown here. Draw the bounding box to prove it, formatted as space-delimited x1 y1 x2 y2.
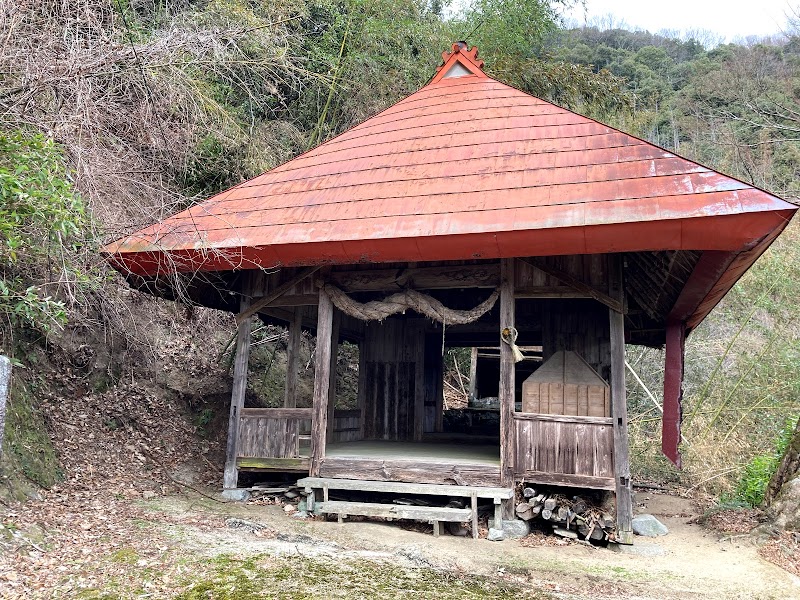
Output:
235 266 321 324
519 258 626 314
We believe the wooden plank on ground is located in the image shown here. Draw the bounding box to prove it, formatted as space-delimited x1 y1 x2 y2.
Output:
296 477 513 499
318 501 472 522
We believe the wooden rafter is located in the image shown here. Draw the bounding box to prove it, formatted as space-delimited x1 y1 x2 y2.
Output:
519 257 625 314
236 266 321 324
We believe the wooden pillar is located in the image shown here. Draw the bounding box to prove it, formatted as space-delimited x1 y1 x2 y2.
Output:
284 309 302 408
223 296 253 489
499 258 516 517
468 346 478 404
609 255 633 544
662 320 686 468
326 310 341 440
310 288 334 476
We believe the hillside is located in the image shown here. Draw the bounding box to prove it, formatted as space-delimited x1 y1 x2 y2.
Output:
0 0 799 566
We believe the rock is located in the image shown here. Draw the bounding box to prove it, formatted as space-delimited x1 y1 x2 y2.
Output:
297 499 307 512
488 527 505 541
142 491 157 500
632 514 669 537
292 511 309 519
488 519 530 539
609 542 667 556
284 490 299 499
284 504 297 514
222 488 251 502
225 518 270 533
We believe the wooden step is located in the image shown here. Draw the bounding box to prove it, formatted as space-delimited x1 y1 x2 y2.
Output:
297 477 512 500
318 501 472 523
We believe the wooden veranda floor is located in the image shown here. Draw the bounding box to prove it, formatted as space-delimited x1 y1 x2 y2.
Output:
325 440 500 466
318 440 502 486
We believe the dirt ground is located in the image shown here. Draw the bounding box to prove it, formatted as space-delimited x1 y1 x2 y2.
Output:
2 484 798 599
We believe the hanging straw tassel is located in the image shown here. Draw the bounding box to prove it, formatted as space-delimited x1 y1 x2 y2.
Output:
501 327 525 363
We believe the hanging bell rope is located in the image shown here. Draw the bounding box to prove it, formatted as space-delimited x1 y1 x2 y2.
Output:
501 326 525 363
322 283 499 325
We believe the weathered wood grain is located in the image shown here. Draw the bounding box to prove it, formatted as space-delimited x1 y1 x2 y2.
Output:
297 477 512 499
284 309 302 408
236 266 321 324
223 295 252 490
319 457 502 487
310 288 334 476
609 254 634 544
499 258 515 490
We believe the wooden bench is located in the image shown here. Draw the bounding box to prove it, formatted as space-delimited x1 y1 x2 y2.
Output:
296 477 513 539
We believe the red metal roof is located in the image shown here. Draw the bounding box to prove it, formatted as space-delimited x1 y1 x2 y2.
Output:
104 44 796 285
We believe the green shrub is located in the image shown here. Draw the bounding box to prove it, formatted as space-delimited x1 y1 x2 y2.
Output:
0 131 88 335
734 417 796 506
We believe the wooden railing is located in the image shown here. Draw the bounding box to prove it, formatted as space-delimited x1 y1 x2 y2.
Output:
512 412 615 490
236 407 313 471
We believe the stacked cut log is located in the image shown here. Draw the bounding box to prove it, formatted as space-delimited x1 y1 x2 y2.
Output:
516 486 615 542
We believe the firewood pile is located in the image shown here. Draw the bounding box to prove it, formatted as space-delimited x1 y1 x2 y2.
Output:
516 485 616 543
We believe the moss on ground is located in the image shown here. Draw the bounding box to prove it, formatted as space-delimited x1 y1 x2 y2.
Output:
176 554 545 600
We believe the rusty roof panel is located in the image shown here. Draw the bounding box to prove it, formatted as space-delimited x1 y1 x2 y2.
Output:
104 45 796 287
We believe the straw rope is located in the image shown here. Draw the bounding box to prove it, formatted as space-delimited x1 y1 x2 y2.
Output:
321 283 499 325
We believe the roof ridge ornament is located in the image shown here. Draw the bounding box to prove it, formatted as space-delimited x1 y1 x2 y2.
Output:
430 42 486 84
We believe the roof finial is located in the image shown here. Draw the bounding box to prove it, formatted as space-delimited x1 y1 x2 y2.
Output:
435 42 485 76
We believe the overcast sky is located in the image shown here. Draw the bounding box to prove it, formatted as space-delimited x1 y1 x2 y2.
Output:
560 0 796 42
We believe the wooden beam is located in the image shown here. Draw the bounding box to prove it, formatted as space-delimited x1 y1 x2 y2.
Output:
514 287 591 299
310 288 334 476
240 408 313 419
609 255 634 544
237 457 309 471
236 266 321 324
499 258 515 520
512 412 613 426
296 477 512 498
330 263 499 292
468 346 478 403
515 470 616 491
326 310 341 440
223 296 252 489
284 309 302 408
520 257 625 313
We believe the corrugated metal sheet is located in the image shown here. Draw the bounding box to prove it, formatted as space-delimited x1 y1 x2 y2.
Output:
103 45 796 281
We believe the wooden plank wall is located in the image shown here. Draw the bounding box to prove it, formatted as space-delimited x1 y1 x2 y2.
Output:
330 409 362 443
359 319 425 441
512 414 615 489
237 408 312 459
541 301 611 382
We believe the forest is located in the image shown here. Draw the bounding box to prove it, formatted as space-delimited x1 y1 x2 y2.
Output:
1 0 799 524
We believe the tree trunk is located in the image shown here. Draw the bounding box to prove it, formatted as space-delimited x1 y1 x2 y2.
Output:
763 417 800 531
